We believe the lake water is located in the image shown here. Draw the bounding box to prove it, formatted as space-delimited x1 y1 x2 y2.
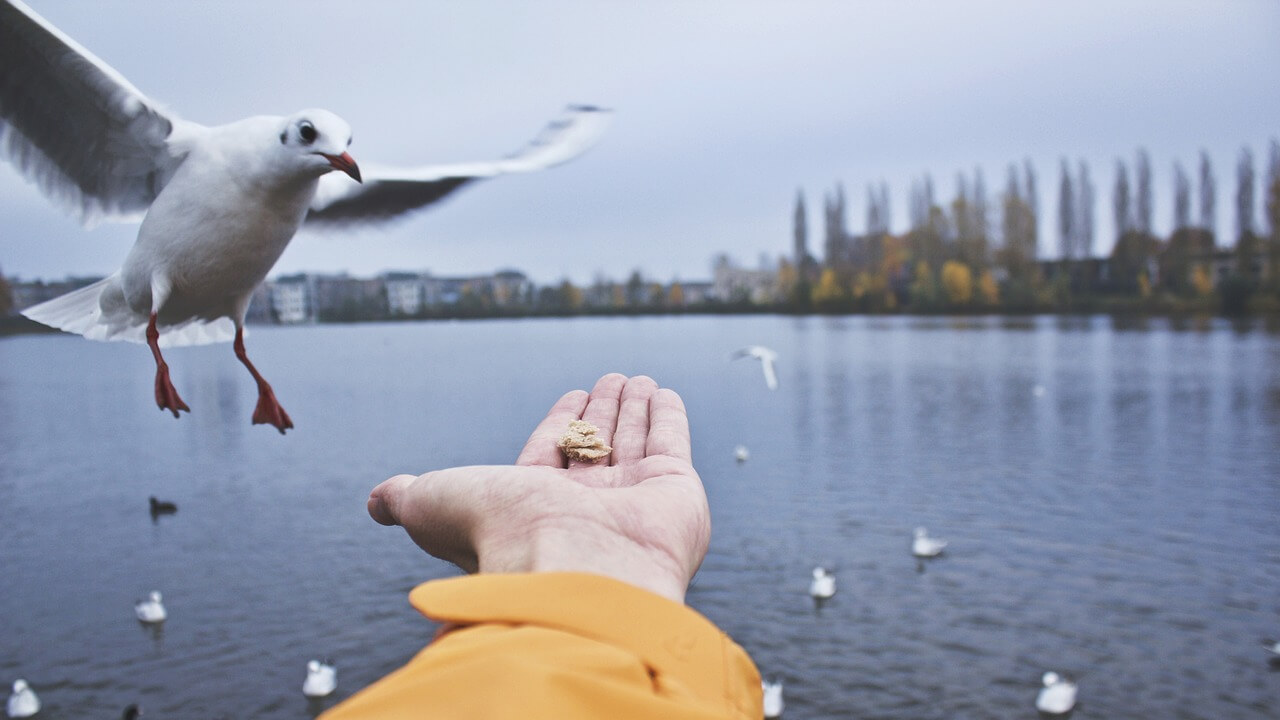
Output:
2 315 1278 719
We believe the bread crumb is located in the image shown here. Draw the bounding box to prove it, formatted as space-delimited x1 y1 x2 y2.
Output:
558 419 612 462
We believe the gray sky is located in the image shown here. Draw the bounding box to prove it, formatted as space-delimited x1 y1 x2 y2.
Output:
2 0 1277 285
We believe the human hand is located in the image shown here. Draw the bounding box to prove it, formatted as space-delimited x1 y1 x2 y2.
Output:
367 374 710 604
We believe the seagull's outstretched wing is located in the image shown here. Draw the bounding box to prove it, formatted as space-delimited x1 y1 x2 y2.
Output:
0 0 192 223
759 353 779 390
305 105 611 226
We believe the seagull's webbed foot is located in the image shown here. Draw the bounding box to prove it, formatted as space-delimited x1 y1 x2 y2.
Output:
251 382 293 434
152 361 189 418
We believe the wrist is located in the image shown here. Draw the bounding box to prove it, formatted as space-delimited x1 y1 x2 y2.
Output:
477 519 692 604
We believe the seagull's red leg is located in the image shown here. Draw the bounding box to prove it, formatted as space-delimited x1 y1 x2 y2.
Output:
147 313 189 418
234 327 293 434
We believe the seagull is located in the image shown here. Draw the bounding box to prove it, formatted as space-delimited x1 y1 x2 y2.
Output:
6 679 40 719
730 345 779 390
148 496 177 516
303 659 337 698
808 566 835 600
762 679 784 718
912 527 948 558
733 444 749 463
134 590 166 623
1 0 610 434
121 704 142 720
1035 671 1077 715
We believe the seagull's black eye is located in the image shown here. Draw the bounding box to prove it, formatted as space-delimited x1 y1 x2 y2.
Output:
299 122 318 144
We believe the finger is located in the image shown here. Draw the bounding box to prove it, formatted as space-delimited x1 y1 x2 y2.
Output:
367 469 484 573
568 373 627 469
610 375 659 466
645 388 692 464
516 389 590 467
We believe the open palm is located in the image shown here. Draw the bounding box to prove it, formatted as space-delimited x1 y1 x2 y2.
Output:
368 374 710 603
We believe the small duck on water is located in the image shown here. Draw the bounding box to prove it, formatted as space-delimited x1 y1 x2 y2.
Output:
149 497 177 516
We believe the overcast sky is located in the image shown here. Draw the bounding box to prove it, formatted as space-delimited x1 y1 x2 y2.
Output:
2 0 1277 285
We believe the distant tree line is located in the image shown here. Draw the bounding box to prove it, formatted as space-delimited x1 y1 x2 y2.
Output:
783 139 1280 315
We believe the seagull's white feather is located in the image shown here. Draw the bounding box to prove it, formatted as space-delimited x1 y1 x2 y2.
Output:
307 105 611 225
0 0 195 224
730 345 779 390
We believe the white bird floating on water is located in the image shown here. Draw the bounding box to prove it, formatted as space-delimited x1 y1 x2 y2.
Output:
1262 638 1280 655
6 679 40 719
303 660 337 698
1035 671 1077 715
761 679 784 718
734 445 750 462
912 527 948 558
134 591 166 624
0 0 610 434
809 567 835 599
730 346 779 390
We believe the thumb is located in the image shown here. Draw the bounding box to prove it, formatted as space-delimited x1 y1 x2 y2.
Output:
368 473 414 526
367 469 489 572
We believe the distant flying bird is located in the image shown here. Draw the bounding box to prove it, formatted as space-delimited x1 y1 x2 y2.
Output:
761 679 784 718
911 527 948 558
0 0 610 433
134 591 166 623
303 660 337 698
1035 671 1077 715
6 679 40 719
730 345 779 390
734 444 750 463
808 566 835 600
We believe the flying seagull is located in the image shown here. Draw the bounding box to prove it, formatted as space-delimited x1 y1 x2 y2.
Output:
0 0 611 433
730 345 779 390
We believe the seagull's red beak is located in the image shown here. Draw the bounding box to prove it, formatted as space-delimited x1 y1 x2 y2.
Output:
323 152 362 183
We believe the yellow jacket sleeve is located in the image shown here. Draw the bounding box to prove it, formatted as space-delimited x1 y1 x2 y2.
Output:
321 572 762 720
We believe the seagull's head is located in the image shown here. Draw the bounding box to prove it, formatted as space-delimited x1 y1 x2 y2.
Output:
1042 671 1060 687
12 679 28 693
279 109 361 183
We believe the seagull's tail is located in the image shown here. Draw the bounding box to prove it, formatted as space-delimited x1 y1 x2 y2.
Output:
21 275 125 339
20 275 235 347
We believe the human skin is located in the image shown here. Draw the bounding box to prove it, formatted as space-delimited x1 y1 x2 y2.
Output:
367 373 711 604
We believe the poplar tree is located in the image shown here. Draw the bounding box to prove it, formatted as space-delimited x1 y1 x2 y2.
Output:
1199 150 1216 237
1057 159 1075 260
1077 160 1095 260
1134 148 1153 235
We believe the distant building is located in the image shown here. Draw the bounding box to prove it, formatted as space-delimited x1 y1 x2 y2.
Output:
713 259 777 304
270 274 311 323
383 271 426 315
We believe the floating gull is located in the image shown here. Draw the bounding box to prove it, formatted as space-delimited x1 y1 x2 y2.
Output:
134 591 166 624
1 0 610 433
6 680 39 719
730 346 779 390
762 679 784 718
303 660 337 698
734 445 750 463
1263 638 1280 655
121 704 141 720
912 527 948 558
1035 671 1077 715
808 567 835 600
